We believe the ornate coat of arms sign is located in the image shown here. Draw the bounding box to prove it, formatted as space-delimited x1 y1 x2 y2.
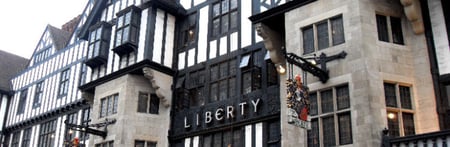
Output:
286 74 311 129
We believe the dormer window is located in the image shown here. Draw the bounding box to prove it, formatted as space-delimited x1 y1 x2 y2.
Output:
112 5 142 56
85 22 112 68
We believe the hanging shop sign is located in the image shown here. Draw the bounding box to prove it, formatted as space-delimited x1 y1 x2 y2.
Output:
286 74 311 129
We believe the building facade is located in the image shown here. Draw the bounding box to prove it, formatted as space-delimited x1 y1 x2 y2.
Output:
1 0 449 147
0 50 28 146
251 0 449 146
0 1 96 146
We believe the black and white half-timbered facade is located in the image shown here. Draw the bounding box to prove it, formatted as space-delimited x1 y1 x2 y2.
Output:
2 0 450 147
1 1 96 146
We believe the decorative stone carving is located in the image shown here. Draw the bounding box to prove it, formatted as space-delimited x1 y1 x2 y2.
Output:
400 0 424 34
143 67 171 107
82 92 95 106
255 23 286 73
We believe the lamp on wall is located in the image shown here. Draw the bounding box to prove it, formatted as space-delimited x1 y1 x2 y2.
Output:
276 64 286 74
387 112 396 119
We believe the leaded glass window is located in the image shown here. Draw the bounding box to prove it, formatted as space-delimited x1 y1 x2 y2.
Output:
376 14 404 45
302 15 345 54
384 82 415 137
338 112 353 144
58 68 71 97
17 88 28 114
100 94 119 118
320 90 333 113
38 119 57 147
376 14 389 42
307 85 352 146
336 85 350 110
211 0 238 38
384 83 397 107
33 81 44 108
317 21 329 50
322 116 336 146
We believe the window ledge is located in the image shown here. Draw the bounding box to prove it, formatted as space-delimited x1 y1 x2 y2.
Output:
112 42 137 56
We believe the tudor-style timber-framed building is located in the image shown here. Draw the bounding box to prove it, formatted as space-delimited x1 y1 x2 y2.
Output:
1 0 449 147
0 50 28 146
0 1 96 146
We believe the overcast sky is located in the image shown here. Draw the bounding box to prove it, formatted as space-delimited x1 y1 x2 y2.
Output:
0 0 89 59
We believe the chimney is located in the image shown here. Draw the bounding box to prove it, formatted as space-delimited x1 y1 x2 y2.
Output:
62 15 81 34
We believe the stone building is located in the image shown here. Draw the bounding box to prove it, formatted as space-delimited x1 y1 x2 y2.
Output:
251 0 449 146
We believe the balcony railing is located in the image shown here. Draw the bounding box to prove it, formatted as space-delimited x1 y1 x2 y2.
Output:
383 129 450 147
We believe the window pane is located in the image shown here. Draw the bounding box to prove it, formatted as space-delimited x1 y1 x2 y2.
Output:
309 93 318 116
399 86 412 109
221 0 229 14
384 83 397 107
242 72 252 94
94 42 100 56
113 94 118 114
230 0 237 9
390 17 404 45
213 3 220 17
321 90 333 113
101 98 107 117
210 65 219 81
149 94 159 114
229 59 236 75
331 16 345 45
223 130 232 147
96 27 102 40
213 132 222 147
239 55 251 68
125 12 132 25
135 140 145 147
222 14 229 33
219 80 228 100
302 26 314 54
130 27 138 43
317 22 329 50
204 135 212 147
116 30 123 46
322 116 336 146
376 14 389 42
336 85 350 110
402 113 415 136
266 62 278 86
213 18 220 37
220 62 228 78
137 92 148 113
228 77 236 98
190 87 204 107
268 121 280 142
117 16 124 28
338 113 353 145
147 142 157 147
107 96 113 115
233 129 242 147
252 68 261 91
90 30 96 43
387 111 399 137
210 83 218 102
123 27 130 43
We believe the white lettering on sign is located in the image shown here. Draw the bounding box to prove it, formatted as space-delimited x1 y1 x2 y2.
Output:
184 98 262 129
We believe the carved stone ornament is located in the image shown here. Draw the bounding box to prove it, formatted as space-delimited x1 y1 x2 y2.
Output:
255 23 286 71
143 67 171 107
400 0 424 34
